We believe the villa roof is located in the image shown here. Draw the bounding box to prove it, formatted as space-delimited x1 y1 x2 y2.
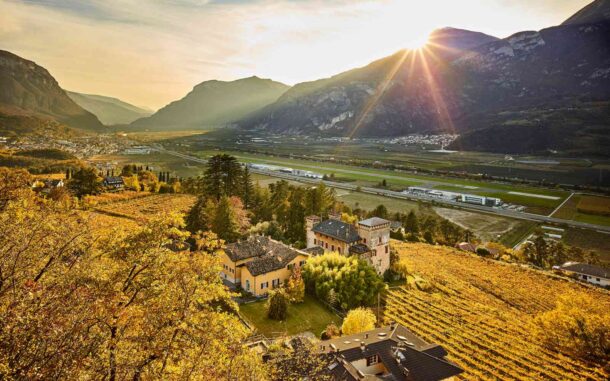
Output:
359 217 391 228
560 262 609 279
226 236 307 276
322 325 462 381
312 219 360 243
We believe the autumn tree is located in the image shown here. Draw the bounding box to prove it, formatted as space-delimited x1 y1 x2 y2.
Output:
285 267 305 303
0 167 32 210
405 210 419 234
534 292 609 363
342 308 377 335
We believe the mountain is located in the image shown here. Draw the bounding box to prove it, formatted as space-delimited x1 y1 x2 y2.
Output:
66 91 152 125
427 27 500 58
130 76 289 130
238 5 610 155
562 0 610 26
0 50 103 131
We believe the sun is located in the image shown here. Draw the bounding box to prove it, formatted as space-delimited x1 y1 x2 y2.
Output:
406 33 430 50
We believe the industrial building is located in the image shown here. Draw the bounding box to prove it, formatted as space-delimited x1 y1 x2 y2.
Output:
404 187 501 207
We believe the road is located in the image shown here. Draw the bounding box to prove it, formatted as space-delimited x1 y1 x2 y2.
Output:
159 148 610 233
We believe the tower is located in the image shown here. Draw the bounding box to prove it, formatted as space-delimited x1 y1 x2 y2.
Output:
305 215 321 248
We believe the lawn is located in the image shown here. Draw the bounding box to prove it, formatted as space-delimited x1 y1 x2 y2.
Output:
239 294 342 338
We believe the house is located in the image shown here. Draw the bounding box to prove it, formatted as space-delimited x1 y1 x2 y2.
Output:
555 262 609 287
306 215 391 274
319 323 463 380
455 242 477 253
103 176 124 190
220 235 310 296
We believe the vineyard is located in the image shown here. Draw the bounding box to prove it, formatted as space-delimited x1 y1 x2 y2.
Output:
384 242 610 381
92 193 196 222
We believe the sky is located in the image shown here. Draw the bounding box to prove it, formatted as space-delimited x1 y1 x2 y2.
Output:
0 0 591 110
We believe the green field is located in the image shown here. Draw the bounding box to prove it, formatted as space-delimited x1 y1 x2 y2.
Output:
191 149 569 214
239 295 341 338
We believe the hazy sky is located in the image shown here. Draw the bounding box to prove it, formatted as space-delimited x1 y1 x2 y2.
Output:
0 0 591 110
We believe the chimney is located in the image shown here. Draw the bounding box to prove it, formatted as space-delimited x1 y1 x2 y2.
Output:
360 342 366 352
365 333 369 339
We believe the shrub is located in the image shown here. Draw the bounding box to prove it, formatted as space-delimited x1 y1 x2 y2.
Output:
321 323 340 340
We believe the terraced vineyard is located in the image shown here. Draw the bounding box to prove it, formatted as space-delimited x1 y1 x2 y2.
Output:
93 193 196 221
385 242 610 381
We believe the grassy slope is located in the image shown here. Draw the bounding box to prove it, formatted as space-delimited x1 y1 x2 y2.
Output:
239 294 341 338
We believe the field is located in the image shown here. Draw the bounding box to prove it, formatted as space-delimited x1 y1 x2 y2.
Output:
553 194 610 227
433 207 523 242
88 152 206 178
384 241 610 381
239 295 341 338
91 193 196 222
189 149 570 215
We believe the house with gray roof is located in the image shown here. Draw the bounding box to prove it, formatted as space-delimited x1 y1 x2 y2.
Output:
320 323 463 380
220 235 310 296
556 262 609 287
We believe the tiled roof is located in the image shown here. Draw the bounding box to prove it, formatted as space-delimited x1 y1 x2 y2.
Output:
321 325 462 381
560 262 609 279
312 219 360 243
226 236 307 276
359 217 390 227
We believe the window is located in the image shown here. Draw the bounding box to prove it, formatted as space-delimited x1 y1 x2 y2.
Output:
338 247 342 254
366 354 380 366
245 280 250 291
261 282 269 289
331 245 335 251
363 238 367 244
287 263 294 270
385 245 389 254
299 260 306 266
272 279 280 288
314 239 317 245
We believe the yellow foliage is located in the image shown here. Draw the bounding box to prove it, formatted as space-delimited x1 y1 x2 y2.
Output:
341 308 376 335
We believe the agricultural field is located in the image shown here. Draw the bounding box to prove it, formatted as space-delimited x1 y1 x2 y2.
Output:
91 193 196 222
88 151 205 178
553 194 610 227
384 241 610 381
433 207 523 242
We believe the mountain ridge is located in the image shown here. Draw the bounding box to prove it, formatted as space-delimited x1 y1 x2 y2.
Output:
0 50 104 131
67 91 152 125
129 76 289 131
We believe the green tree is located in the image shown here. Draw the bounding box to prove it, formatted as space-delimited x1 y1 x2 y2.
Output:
267 289 288 320
68 167 102 197
405 210 419 234
242 165 253 209
212 195 240 242
303 253 386 310
370 204 388 219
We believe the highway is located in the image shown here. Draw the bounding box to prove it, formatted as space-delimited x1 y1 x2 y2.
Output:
159 148 610 233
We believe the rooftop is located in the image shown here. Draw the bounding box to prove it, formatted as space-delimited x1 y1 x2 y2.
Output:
225 235 308 276
559 262 609 279
359 217 391 228
321 324 462 381
312 219 361 243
